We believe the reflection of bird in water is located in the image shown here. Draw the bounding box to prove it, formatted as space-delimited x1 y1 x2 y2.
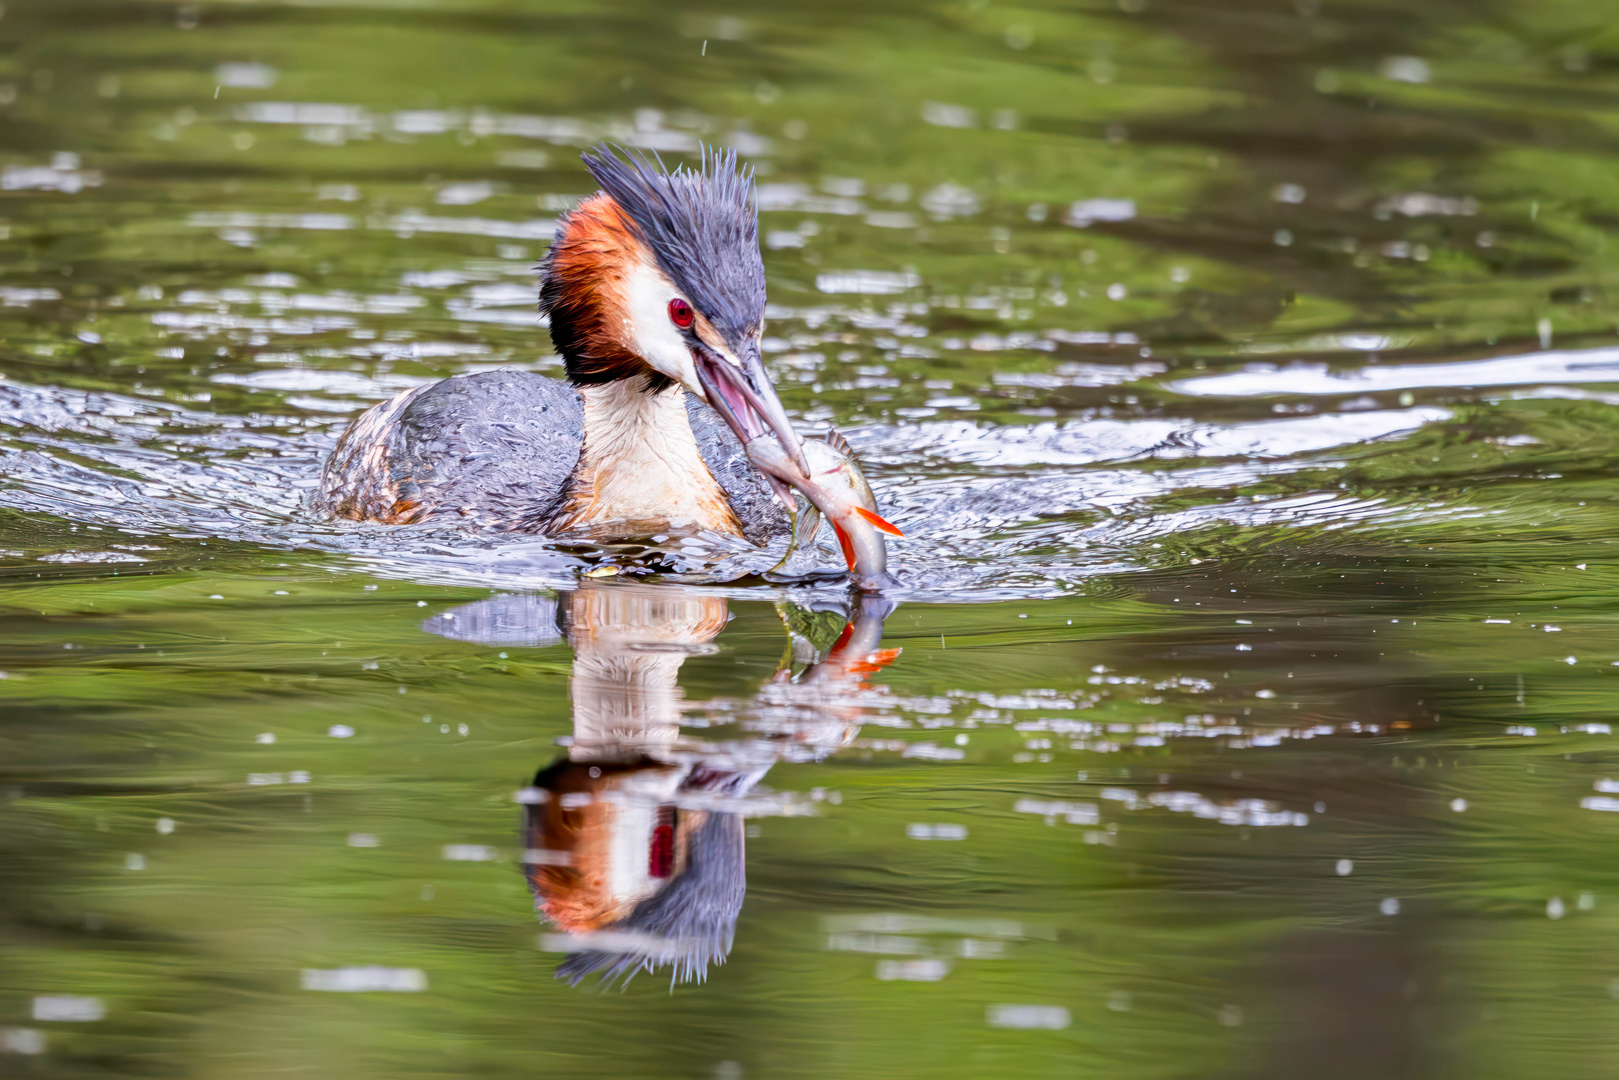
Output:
316 146 896 588
523 587 753 987
525 759 749 987
422 583 897 987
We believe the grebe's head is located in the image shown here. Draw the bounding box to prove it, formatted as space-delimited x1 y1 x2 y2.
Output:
540 145 806 473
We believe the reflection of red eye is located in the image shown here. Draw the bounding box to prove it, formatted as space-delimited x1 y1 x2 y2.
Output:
649 805 675 878
667 298 694 329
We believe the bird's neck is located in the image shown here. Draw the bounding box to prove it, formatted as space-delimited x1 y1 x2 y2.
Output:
553 375 741 539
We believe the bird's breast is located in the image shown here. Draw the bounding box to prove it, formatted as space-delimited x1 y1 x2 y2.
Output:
552 379 743 539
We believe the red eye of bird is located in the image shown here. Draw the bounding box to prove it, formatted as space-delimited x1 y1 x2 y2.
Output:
667 298 695 329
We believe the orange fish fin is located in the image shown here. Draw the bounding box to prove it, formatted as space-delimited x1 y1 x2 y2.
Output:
849 647 904 676
854 506 903 537
832 521 857 571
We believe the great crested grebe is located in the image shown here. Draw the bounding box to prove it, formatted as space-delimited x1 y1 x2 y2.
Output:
317 146 895 587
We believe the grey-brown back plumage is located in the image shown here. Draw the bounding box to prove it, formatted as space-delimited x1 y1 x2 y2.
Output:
317 370 786 542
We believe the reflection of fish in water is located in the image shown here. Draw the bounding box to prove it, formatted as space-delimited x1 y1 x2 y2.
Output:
776 593 902 689
747 429 902 592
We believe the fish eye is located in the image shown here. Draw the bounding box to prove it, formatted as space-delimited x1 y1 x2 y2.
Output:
667 298 694 329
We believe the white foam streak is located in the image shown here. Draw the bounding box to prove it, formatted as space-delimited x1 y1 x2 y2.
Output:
1176 346 1619 397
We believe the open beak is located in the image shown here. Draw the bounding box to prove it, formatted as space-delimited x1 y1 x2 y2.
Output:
693 343 809 485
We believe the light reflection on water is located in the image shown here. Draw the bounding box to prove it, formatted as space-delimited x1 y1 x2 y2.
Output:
4 0 1619 1076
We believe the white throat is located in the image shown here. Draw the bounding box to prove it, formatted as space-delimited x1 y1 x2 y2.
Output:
554 376 740 538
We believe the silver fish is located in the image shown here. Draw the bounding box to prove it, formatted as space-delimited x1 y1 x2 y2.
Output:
747 429 901 592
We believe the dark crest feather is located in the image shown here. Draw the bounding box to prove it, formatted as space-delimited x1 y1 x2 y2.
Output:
578 144 766 345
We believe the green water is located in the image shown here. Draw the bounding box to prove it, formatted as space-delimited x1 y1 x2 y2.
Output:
6 0 1619 1076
